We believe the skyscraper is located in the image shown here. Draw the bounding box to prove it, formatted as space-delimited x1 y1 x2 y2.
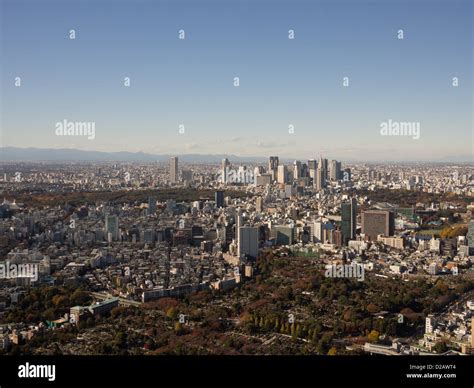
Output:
236 208 242 246
319 156 328 180
170 156 178 183
315 167 326 190
238 226 259 259
147 197 156 216
215 190 225 208
181 170 193 183
467 219 474 254
105 214 119 241
277 165 287 184
268 156 279 181
308 159 317 171
221 158 230 183
341 198 357 245
361 210 395 240
293 160 302 179
329 160 342 181
300 163 308 178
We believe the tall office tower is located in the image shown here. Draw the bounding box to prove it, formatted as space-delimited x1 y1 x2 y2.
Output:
256 196 263 212
341 198 357 245
315 167 326 190
236 208 243 246
181 170 193 183
170 157 178 183
319 156 328 180
147 197 156 216
238 226 259 259
467 219 474 254
293 160 302 179
361 210 395 240
277 165 287 184
215 190 225 208
268 156 279 180
221 158 230 183
336 161 342 180
329 160 342 181
308 159 317 171
105 214 119 241
300 163 308 178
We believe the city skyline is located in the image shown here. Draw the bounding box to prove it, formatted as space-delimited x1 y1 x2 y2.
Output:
0 153 473 359
1 0 474 383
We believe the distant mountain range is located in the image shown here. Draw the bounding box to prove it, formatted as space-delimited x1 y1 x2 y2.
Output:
0 147 471 164
0 147 270 163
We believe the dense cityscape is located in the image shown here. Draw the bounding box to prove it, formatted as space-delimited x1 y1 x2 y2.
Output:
0 156 473 356
0 0 472 384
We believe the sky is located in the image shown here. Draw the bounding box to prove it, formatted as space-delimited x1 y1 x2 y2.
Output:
0 0 472 162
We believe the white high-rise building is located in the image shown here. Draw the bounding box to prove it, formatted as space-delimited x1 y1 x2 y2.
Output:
313 221 323 242
293 160 302 179
170 157 178 183
425 315 435 334
221 158 230 183
236 208 242 249
315 167 326 190
277 165 287 184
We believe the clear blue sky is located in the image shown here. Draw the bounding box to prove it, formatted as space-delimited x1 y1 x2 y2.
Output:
1 0 472 161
